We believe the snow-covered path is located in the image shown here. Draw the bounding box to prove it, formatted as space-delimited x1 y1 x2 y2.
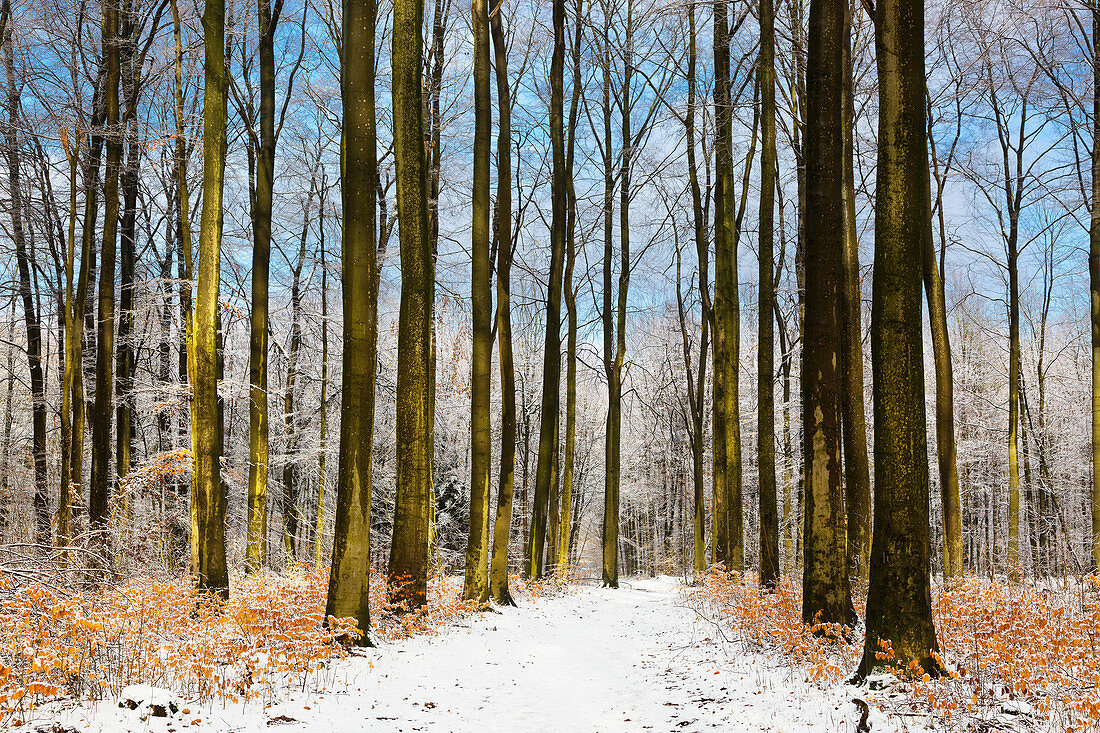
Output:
43 577 888 732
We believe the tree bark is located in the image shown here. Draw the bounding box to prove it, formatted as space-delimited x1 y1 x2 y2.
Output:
1 9 49 543
315 179 329 567
839 8 871 581
926 114 963 579
463 0 492 602
713 0 743 572
758 0 779 589
246 0 284 573
116 2 145 522
388 0 434 610
557 0 582 579
60 124 82 548
801 0 855 626
527 0 567 581
326 0 380 640
90 0 124 541
488 0 516 605
1092 6 1100 571
282 182 313 560
858 0 942 676
191 0 230 597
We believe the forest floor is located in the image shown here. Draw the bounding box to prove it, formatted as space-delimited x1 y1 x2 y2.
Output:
23 576 889 733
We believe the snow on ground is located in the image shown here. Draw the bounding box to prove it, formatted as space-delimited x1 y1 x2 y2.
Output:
25 576 896 732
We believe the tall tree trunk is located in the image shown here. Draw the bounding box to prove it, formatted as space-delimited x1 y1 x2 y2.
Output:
858 0 942 676
801 0 855 626
557 0 582 579
60 127 82 547
157 240 174 461
71 74 106 539
192 0 230 596
116 8 141 521
1007 231 1021 579
424 0 447 560
170 0 195 569
315 180 329 567
282 184 312 561
777 297 794 568
388 0 434 610
325 0 380 638
488 0 516 605
246 0 284 574
599 0 617 588
90 0 124 541
463 0 492 602
605 0 635 590
2 10 48 544
926 114 963 579
548 421 560 572
527 0 566 581
757 0 779 589
1 318 13 534
682 0 709 578
791 0 807 570
839 8 870 581
713 0 743 572
1092 6 1100 571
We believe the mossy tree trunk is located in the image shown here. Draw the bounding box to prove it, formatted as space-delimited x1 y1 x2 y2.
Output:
67 71 107 547
282 181 314 561
191 0 230 597
1 6 49 543
926 111 963 579
679 0 710 578
388 0 434 610
527 0 566 581
488 0 516 605
60 125 81 548
170 0 194 567
839 9 871 582
712 0 743 572
245 0 285 574
801 0 856 627
463 0 492 602
858 0 942 676
1092 5 1100 571
90 0 124 541
325 0 381 642
315 180 329 567
757 0 779 590
556 0 582 579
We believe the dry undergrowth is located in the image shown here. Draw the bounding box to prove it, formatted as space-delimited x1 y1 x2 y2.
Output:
0 565 500 726
688 569 1100 731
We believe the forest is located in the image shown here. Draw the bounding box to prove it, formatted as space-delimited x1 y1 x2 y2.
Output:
0 0 1098 725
